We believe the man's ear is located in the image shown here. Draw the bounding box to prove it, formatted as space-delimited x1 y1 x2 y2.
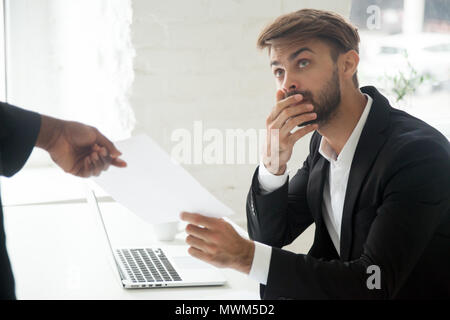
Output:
341 49 359 82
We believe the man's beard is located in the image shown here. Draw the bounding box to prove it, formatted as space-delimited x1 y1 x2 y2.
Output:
286 66 341 127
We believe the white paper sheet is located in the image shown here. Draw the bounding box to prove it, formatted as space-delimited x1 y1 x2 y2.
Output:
92 134 234 224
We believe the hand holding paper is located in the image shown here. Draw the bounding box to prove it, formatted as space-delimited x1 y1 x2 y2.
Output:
93 134 234 224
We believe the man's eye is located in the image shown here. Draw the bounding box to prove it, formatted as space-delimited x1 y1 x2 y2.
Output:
274 69 284 78
298 59 310 68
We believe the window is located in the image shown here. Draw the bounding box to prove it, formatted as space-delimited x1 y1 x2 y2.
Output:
351 0 450 139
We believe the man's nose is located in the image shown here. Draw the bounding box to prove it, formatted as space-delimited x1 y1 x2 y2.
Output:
282 73 300 94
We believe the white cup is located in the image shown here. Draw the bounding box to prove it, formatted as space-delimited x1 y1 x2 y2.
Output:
152 221 179 241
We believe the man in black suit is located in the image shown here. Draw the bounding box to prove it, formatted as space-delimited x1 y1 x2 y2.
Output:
180 9 450 299
0 102 126 299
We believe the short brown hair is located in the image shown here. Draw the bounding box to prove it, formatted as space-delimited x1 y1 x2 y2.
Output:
257 9 360 88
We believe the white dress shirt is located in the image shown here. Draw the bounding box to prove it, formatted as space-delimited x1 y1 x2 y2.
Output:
249 94 373 285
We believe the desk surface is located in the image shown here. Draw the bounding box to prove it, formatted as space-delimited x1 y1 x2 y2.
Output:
3 201 260 299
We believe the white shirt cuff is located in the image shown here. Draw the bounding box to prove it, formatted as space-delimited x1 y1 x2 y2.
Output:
257 160 289 194
248 241 272 285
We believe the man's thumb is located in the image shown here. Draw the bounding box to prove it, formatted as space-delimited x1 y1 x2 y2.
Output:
276 89 285 102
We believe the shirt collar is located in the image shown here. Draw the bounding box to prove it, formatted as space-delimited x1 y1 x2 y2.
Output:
319 93 373 167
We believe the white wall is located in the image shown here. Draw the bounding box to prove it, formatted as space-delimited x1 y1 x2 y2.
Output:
0 1 6 102
129 0 351 229
5 0 136 165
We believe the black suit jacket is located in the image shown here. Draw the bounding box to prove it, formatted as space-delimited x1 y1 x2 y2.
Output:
246 86 450 299
0 102 41 299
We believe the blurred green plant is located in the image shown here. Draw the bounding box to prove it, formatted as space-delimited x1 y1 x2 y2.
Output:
383 51 431 103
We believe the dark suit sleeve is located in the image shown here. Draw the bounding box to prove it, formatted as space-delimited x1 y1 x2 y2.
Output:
246 133 318 248
0 102 41 177
262 139 450 299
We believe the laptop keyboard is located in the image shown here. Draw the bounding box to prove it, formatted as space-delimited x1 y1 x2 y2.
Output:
116 248 182 283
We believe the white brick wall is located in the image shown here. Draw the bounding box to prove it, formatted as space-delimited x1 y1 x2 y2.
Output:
7 0 136 166
129 0 351 247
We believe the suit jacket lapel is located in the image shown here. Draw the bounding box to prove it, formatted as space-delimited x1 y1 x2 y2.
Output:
308 156 329 230
340 86 391 261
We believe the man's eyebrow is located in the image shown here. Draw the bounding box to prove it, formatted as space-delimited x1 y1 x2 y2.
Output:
270 47 315 67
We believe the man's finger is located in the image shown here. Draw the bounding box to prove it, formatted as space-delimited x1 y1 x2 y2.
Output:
90 152 104 176
289 124 319 144
180 212 218 229
81 156 94 178
71 157 90 178
281 111 317 135
90 151 102 167
96 145 127 168
98 146 108 158
185 224 213 242
100 155 111 172
271 104 314 131
187 246 211 263
266 89 286 126
111 158 127 168
185 235 213 252
269 94 304 123
276 89 285 102
95 131 122 159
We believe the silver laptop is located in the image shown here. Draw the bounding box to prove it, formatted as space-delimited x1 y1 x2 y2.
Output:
86 189 226 289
